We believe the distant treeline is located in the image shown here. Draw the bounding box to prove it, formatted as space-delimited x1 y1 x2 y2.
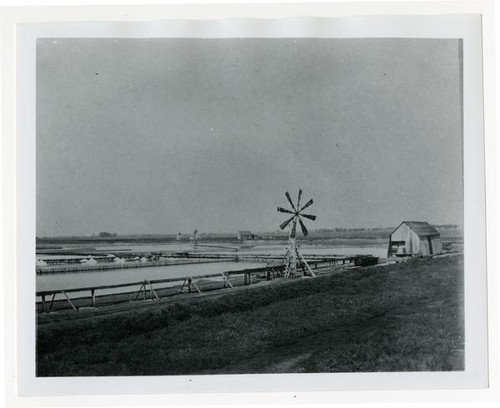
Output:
36 224 461 242
316 224 460 233
96 232 117 237
315 227 392 232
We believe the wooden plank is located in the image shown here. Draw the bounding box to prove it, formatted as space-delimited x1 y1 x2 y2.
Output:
36 267 270 296
191 280 202 294
61 291 78 311
49 293 56 311
178 279 187 294
297 251 316 278
35 260 336 302
148 282 160 300
39 263 288 293
221 273 234 289
134 283 145 301
37 279 150 295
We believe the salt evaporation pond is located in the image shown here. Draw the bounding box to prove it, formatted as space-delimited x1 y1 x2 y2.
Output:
242 246 387 258
36 242 388 301
36 261 261 299
90 242 388 258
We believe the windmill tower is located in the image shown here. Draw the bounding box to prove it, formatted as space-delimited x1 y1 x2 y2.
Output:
192 229 200 247
277 190 317 278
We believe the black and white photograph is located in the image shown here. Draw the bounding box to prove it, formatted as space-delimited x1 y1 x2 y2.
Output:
34 35 469 375
7 8 492 399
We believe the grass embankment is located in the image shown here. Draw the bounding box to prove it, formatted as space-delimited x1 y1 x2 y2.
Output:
37 255 464 376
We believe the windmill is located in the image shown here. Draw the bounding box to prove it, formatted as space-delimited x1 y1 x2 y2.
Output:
277 190 317 278
192 229 200 247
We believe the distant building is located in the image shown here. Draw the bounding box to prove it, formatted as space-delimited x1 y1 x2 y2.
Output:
237 230 256 241
388 221 442 257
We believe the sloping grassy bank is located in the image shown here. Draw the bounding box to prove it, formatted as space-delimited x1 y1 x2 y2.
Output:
37 255 463 376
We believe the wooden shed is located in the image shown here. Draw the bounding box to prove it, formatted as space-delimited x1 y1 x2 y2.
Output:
387 221 442 257
237 231 256 241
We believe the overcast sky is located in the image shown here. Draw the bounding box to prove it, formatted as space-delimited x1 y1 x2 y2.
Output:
37 38 463 237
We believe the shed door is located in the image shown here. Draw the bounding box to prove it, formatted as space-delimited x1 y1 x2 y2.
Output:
427 236 433 255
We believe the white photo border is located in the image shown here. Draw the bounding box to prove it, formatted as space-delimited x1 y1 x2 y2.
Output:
1 1 497 406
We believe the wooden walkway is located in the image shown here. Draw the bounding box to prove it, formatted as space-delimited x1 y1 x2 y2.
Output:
36 255 378 313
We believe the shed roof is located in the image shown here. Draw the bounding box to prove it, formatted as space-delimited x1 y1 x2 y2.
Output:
239 230 253 234
397 221 440 237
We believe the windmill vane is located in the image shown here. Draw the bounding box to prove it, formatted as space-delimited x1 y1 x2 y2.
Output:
277 189 317 238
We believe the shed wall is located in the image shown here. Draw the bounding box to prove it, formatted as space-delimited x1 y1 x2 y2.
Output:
388 223 443 256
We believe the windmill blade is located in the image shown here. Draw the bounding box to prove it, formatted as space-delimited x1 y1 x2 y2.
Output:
291 219 297 238
296 189 303 210
285 191 296 211
299 198 313 213
300 213 317 221
280 215 295 230
277 206 295 215
299 218 309 236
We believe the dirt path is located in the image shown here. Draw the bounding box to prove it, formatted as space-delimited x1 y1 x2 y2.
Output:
198 312 387 375
265 352 313 373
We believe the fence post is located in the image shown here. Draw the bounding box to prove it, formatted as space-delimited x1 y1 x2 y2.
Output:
91 289 96 307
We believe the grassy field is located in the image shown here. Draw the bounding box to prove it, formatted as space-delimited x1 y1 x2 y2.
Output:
36 255 464 376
